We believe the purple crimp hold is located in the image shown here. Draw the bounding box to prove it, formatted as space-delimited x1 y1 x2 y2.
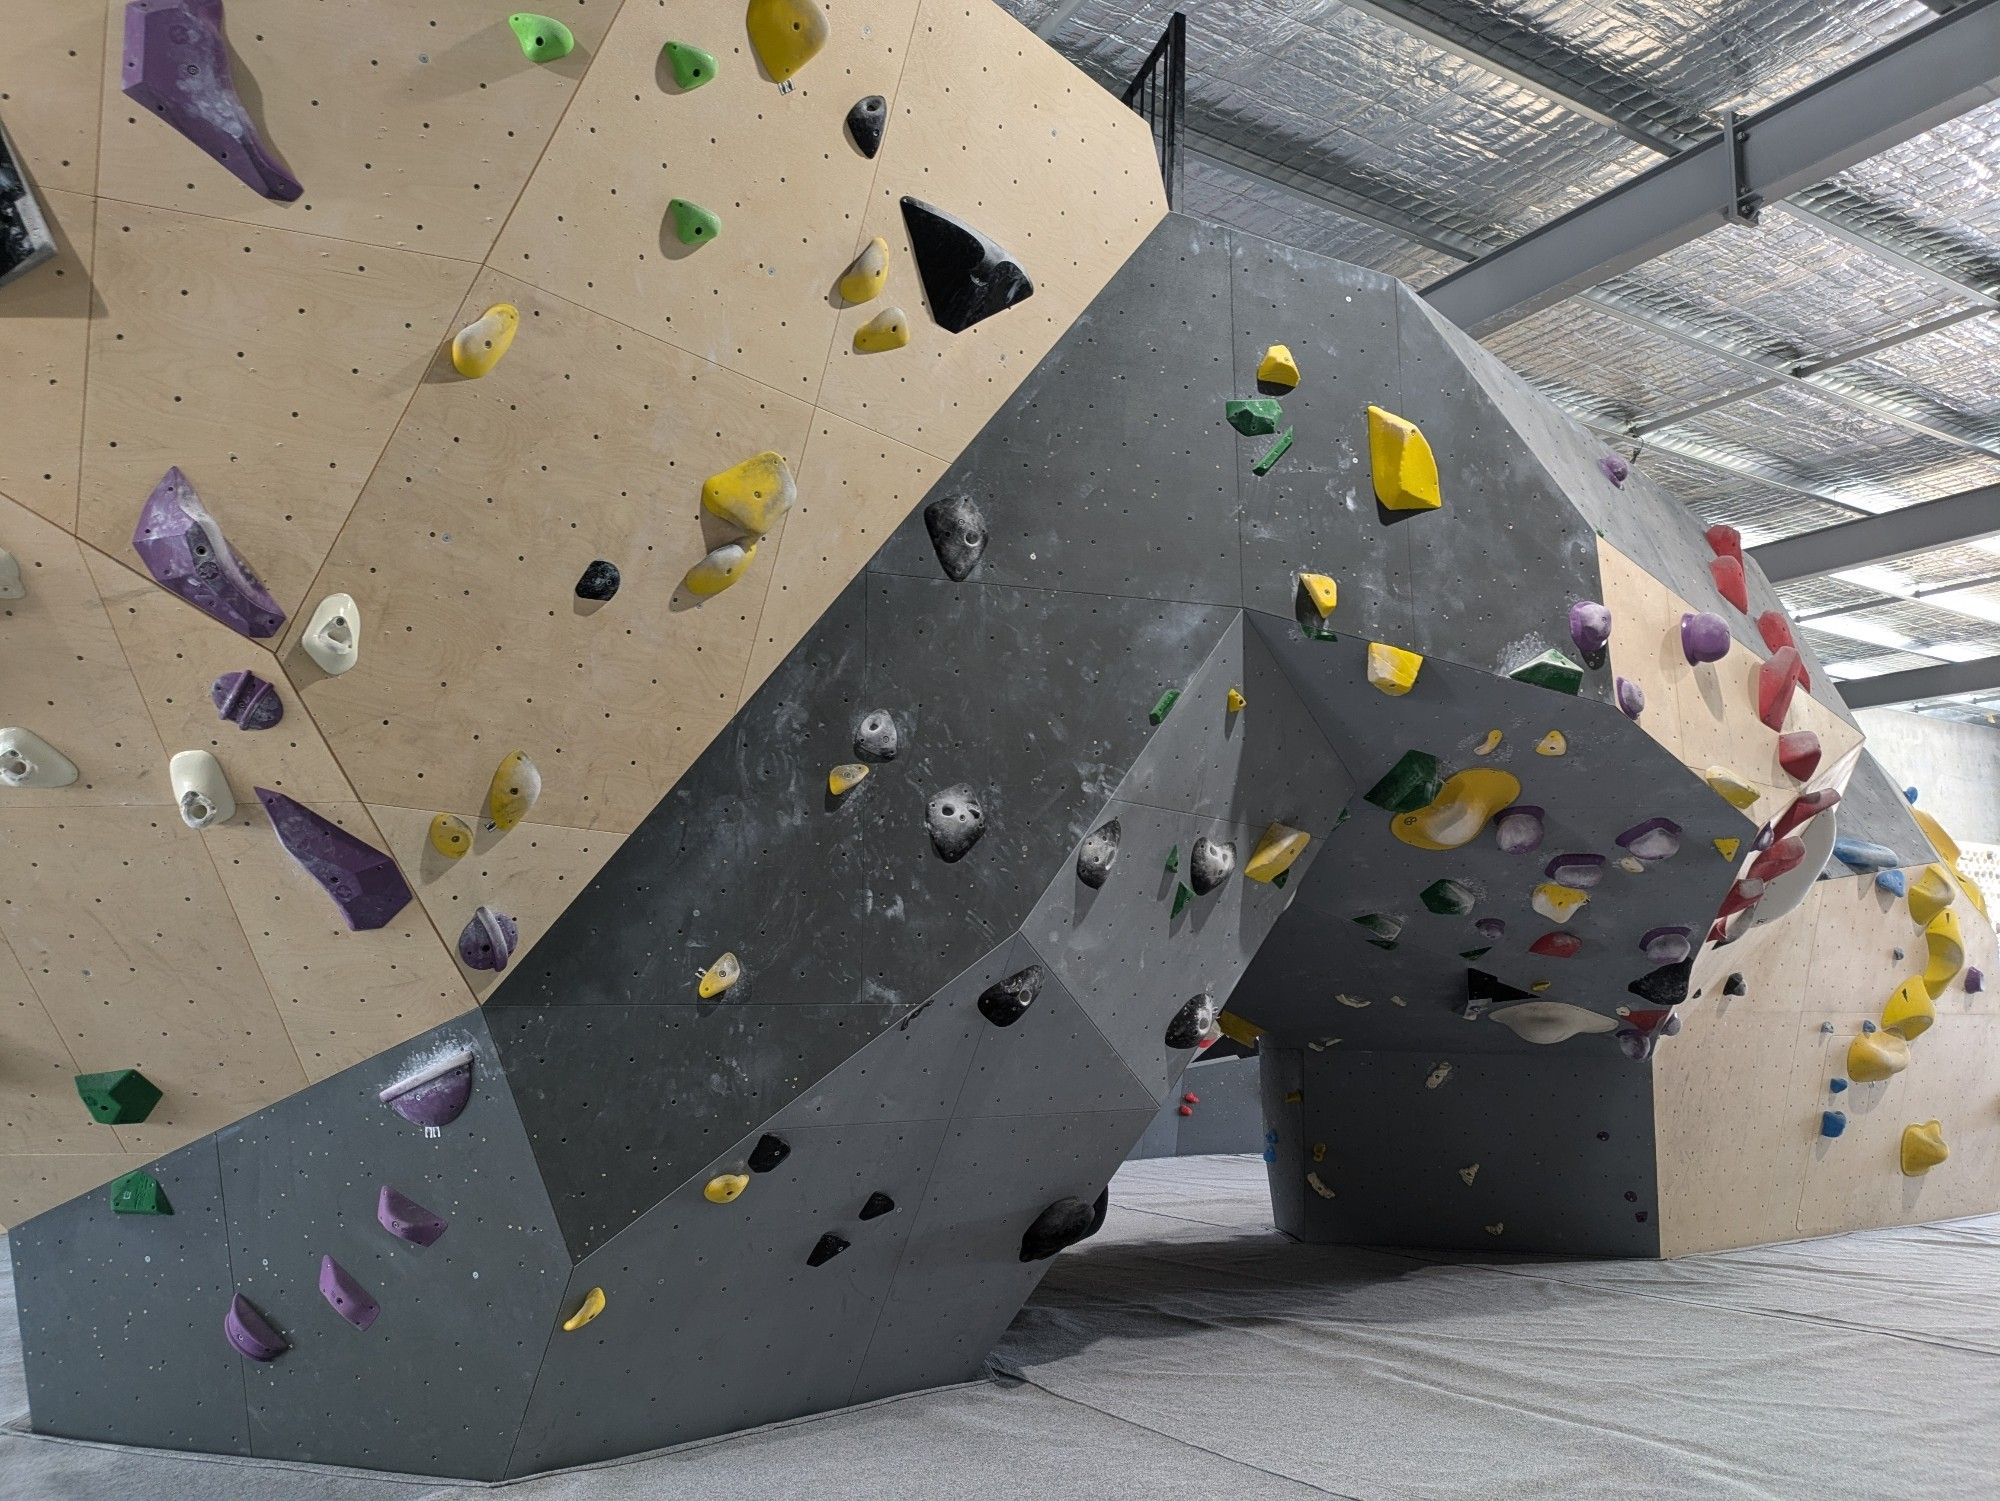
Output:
1641 925 1693 963
132 468 285 638
255 787 411 930
457 906 519 973
377 1185 448 1247
1615 817 1681 861
1679 611 1731 666
224 1292 285 1360
1545 852 1605 888
211 669 284 730
1567 600 1611 669
1474 917 1506 941
318 1255 380 1331
1615 675 1645 719
122 1 302 201
1598 454 1629 487
379 1046 474 1129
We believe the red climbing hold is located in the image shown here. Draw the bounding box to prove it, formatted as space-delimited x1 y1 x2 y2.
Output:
1777 730 1820 781
1756 612 1810 691
1715 880 1764 920
1177 1104 1193 1117
1529 931 1582 958
1773 788 1840 841
1758 646 1802 730
1704 524 1743 564
1749 835 1807 883
1182 1092 1199 1105
1709 556 1749 613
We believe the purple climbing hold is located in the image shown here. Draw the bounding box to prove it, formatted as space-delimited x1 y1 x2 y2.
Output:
132 468 286 638
1659 1011 1683 1038
223 1292 285 1361
1640 925 1693 963
1598 454 1629 487
1679 611 1731 665
1544 852 1605 888
377 1185 448 1247
1568 601 1611 670
318 1255 380 1331
122 0 303 201
1968 967 1985 995
1615 1025 1654 1061
1493 805 1544 855
456 906 519 972
1615 817 1681 862
1615 675 1644 719
255 787 411 930
1473 917 1507 941
210 669 284 731
378 1046 474 1129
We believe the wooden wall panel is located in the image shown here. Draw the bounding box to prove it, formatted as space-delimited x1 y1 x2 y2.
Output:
0 0 107 196
0 189 94 529
0 1154 151 1224
0 935 93 1155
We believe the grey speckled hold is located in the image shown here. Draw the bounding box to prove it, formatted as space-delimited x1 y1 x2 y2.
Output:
1189 836 1236 895
1164 993 1216 1049
926 784 985 862
977 964 1044 1027
923 495 987 582
574 560 621 601
1076 818 1121 888
854 708 900 761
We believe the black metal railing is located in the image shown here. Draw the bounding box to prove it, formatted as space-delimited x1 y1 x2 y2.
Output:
1120 12 1186 208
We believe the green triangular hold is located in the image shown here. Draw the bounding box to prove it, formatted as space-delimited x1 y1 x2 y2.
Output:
1419 878 1475 916
1171 882 1195 917
74 1068 162 1126
1272 869 1289 889
1362 750 1441 814
1149 688 1180 725
108 1170 171 1215
1164 844 1179 873
1509 648 1584 695
669 198 722 246
663 41 718 89
509 13 576 63
1226 397 1283 436
1252 426 1295 476
1459 947 1491 960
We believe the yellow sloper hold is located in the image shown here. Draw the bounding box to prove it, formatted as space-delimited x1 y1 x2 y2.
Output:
1847 1030 1911 1083
1922 908 1964 999
1881 976 1934 1040
702 451 797 536
698 951 742 999
561 1287 606 1332
838 237 889 303
684 540 757 597
1226 687 1247 714
1245 822 1311 884
704 1173 750 1204
1365 405 1442 512
1392 769 1520 851
828 763 869 796
1366 642 1422 696
1901 1120 1949 1176
1257 344 1301 389
486 751 540 831
1535 730 1566 757
428 812 472 860
1908 864 1956 926
1703 765 1761 811
1531 883 1589 923
1713 837 1741 860
1215 1010 1263 1046
853 308 910 353
450 303 518 378
1297 572 1338 618
745 0 828 82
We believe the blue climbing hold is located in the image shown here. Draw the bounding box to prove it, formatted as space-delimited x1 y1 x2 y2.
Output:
1861 1020 1878 1034
1875 868 1908 897
1833 837 1897 872
1904 786 1919 804
1820 1110 1847 1139
1829 1077 1848 1093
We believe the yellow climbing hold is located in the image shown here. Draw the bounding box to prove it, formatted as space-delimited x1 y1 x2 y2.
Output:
428 812 473 860
1530 981 1552 993
1226 687 1247 714
1713 837 1741 860
683 540 758 597
1215 1011 1264 1046
1297 572 1338 618
450 303 518 379
561 1286 605 1332
1366 405 1442 512
1703 766 1761 810
1881 975 1935 1041
1530 883 1590 923
698 951 742 1000
1366 642 1423 696
1474 729 1502 756
1900 1119 1948 1176
1534 730 1567 757
704 1172 750 1204
1244 822 1311 884
1256 344 1301 389
838 237 890 304
485 751 540 832
745 0 829 82
853 308 910 353
1391 768 1521 851
1922 908 1964 999
702 451 797 536
828 763 869 796
1311 1142 1327 1163
1908 864 1956 926
1847 1029 1911 1083
1910 806 1988 918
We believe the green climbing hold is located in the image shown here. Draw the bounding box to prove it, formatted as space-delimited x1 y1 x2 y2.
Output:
1354 914 1402 950
1459 947 1491 959
1363 750 1442 814
1226 398 1283 436
663 41 717 89
75 1068 162 1126
1171 882 1195 917
1252 427 1295 476
508 13 576 63
1419 878 1475 916
669 198 722 246
1509 648 1584 695
1272 869 1289 889
1165 844 1179 873
1149 688 1180 725
109 1169 171 1215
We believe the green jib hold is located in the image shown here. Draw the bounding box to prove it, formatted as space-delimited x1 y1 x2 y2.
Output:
1252 427 1295 476
1363 749 1442 814
1226 398 1283 436
1149 688 1180 725
509 13 576 63
109 1170 171 1215
1171 882 1195 917
669 198 723 246
74 1067 163 1126
663 41 718 89
1508 648 1585 695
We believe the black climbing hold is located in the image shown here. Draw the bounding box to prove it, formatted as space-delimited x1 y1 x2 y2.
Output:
1082 1186 1110 1241
1463 969 1533 1021
1163 993 1216 1049
1019 1197 1095 1262
977 965 1044 1028
900 196 1035 334
1076 818 1121 889
846 94 888 158
926 783 986 862
807 1232 850 1267
0 117 57 289
1722 972 1747 997
575 559 621 601
748 1132 791 1173
1189 836 1236 896
924 495 987 582
1627 957 1695 1007
854 708 900 760
860 1190 895 1220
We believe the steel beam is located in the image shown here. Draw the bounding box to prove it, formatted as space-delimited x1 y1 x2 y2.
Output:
1834 652 2000 708
1750 484 2000 583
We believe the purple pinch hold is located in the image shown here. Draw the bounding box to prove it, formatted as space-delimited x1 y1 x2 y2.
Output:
318 1255 380 1331
223 1292 285 1361
377 1185 448 1247
1473 917 1507 941
1615 817 1681 862
1615 1025 1654 1061
1680 611 1731 666
1615 676 1645 719
1493 805 1545 855
379 1046 474 1129
255 787 412 930
132 468 286 639
1567 601 1611 670
211 669 284 730
1967 967 1985 995
1640 925 1693 963
1598 454 1629 487
1544 852 1606 888
121 0 303 201
456 906 519 973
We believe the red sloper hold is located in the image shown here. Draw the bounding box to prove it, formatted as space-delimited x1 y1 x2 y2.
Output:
1757 610 1811 691
1704 524 1744 563
1749 835 1807 883
1777 730 1821 781
1773 788 1840 841
1710 555 1749 612
1758 646 1803 729
1715 879 1765 920
1529 931 1582 958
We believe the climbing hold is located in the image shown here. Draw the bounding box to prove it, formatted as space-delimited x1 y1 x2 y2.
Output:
1680 612 1731 665
0 728 78 789
1226 398 1284 436
122 0 302 200
663 41 718 89
1847 1030 1910 1083
0 117 55 288
860 1191 895 1220
258 787 412 929
132 468 285 639
1364 749 1441 813
169 750 233 830
1908 865 1956 925
1507 650 1586 697
224 1293 285 1362
1177 1104 1194 1117
1615 676 1645 718
1820 1110 1847 1139
1252 428 1295 475
1875 868 1907 897
1256 345 1301 389
1966 967 1984 994
1640 926 1692 963
318 1255 380 1331
457 906 519 973
1393 769 1522 851
683 540 758 597
703 451 794 535
1881 976 1934 1040
1020 1197 1095 1261
1599 454 1630 486
300 593 360 675
1755 609 1797 656
1425 1062 1454 1090
1568 602 1611 670
575 560 621 601
0 548 20 601
1189 836 1236 896
697 952 742 1000
1615 1027 1654 1061
1831 837 1897 873
1922 909 1964 999
1307 1172 1335 1200
1474 917 1507 940
561 1287 606 1332
853 709 899 761
1149 688 1181 725
508 13 575 62
1529 931 1582 959
1164 846 1179 874
1830 1078 1849 1093
1901 1120 1948 1176
668 197 723 246
76 1066 164 1125
1709 555 1749 613
923 495 987 581
1366 405 1441 511
210 670 283 731
1534 731 1567 757
977 965 1044 1028
1489 1001 1617 1043
1545 853 1605 887
1704 766 1760 811
1627 958 1694 1007
1714 837 1741 860
450 302 519 378
1232 822 1309 888
1757 647 1802 730
1226 687 1248 714
1777 730 1820 781
926 785 986 862
1294 575 1340 634
846 94 888 156
838 236 890 304
853 307 910 352
1353 914 1402 950
1705 523 1743 564
379 1046 474 1128
377 1186 448 1247
828 763 870 798
1748 836 1807 883
428 813 473 861
748 1134 791 1173
1493 804 1546 855
1419 879 1475 915
901 197 1034 333
1366 642 1423 696
1076 819 1121 888
486 750 541 832
1475 729 1503 755
746 0 829 82
704 1173 750 1205
1171 882 1195 917
109 1169 171 1215
807 1232 850 1267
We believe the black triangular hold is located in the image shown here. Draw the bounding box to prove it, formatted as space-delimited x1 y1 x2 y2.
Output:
859 1190 895 1220
846 94 887 158
748 1132 791 1173
807 1231 850 1267
1464 969 1534 1020
900 196 1034 334
1627 957 1695 1007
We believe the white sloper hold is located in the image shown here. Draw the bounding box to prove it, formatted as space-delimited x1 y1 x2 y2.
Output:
302 593 360 675
169 749 234 828
0 546 23 600
1488 1001 1620 1045
0 728 78 789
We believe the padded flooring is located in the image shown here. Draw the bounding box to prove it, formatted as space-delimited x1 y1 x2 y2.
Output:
6 1154 2000 1498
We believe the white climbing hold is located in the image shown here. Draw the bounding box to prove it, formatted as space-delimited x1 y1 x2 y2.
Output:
0 547 23 600
302 593 360 675
1306 1171 1335 1200
0 728 78 789
1425 1062 1454 1089
169 749 234 828
1488 1000 1619 1044
1335 993 1370 1009
1459 1163 1480 1185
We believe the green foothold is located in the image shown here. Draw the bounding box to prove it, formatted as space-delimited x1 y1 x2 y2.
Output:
1330 806 1351 830
669 198 723 246
663 41 718 89
1165 844 1180 872
1509 648 1585 695
1459 948 1491 960
1354 913 1402 950
1272 869 1289 889
1172 882 1195 917
108 1170 171 1215
1363 750 1442 814
1252 426 1295 476
1226 397 1284 436
74 1068 163 1126
1419 878 1475 916
509 13 576 63
1149 688 1180 725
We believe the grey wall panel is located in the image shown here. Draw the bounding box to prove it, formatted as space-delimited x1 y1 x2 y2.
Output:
1171 1053 1268 1156
1128 1096 1186 1159
1826 746 1939 875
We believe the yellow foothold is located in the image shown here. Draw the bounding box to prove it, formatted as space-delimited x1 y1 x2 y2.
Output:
1391 768 1521 851
853 307 910 353
1226 687 1247 714
1908 864 1956 926
1922 908 1964 999
1474 729 1502 756
1311 1142 1326 1162
1256 344 1301 389
1296 572 1338 618
1530 883 1590 923
1529 981 1552 993
428 813 473 860
1881 975 1935 1041
485 751 540 832
1282 1089 1302 1104
704 1172 750 1204
1847 1030 1910 1083
1534 730 1567 757
828 763 870 796
450 303 518 378
561 1286 606 1332
1366 405 1442 512
838 236 890 304
1900 1120 1948 1176
683 540 758 597
1366 642 1423 696
1703 766 1761 810
698 951 742 1000
1713 837 1741 860
1215 1010 1264 1046
745 0 828 82
1245 822 1311 884
702 451 796 536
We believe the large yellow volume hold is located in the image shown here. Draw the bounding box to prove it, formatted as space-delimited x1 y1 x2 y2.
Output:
683 541 757 597
1900 1119 1948 1176
450 303 518 378
698 951 742 999
838 237 890 303
1392 768 1520 851
561 1286 605 1332
486 751 541 831
1846 1030 1910 1083
1909 806 1988 918
1244 823 1311 883
702 451 797 535
1366 405 1441 511
1257 344 1301 389
1908 864 1956 926
745 0 828 82
1366 643 1422 696
428 812 473 860
853 308 910 353
704 1172 750 1203
1922 908 1964 999
1880 975 1934 1040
